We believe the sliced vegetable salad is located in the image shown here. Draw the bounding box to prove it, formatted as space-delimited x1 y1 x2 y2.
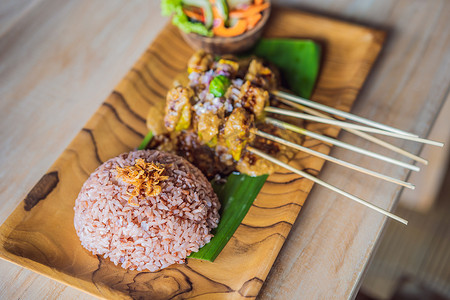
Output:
161 0 270 37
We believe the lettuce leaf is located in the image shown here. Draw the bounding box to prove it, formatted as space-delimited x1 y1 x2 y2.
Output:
172 7 213 37
161 0 182 16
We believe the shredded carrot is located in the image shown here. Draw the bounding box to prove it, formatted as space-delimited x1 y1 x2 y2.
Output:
229 3 270 19
183 8 205 22
212 6 222 20
246 12 262 29
116 158 169 207
213 19 248 37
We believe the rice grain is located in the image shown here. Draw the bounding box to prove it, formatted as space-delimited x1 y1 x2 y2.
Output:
74 150 220 271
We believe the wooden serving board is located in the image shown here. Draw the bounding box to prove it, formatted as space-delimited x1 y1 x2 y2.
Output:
0 7 384 300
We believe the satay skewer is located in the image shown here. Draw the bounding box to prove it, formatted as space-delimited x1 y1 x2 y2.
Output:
265 107 444 147
276 97 428 165
265 118 420 172
272 90 418 137
247 146 408 225
253 129 415 189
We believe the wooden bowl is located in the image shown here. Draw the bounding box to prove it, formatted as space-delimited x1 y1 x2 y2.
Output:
180 5 271 54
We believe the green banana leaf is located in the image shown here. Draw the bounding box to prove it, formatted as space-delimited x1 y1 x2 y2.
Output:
140 38 321 261
189 38 321 261
188 173 268 260
138 131 154 150
252 39 321 98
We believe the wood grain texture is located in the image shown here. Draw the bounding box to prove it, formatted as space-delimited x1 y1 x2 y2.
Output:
0 1 166 299
260 1 450 299
1 1 448 300
0 6 384 300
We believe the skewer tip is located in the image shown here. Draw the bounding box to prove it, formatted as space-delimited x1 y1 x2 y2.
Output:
399 219 408 226
384 211 408 225
248 146 409 225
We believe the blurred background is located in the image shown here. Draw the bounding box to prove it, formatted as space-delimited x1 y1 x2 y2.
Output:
0 0 449 299
357 98 450 299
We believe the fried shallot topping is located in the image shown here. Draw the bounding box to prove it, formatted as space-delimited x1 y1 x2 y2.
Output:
116 159 168 207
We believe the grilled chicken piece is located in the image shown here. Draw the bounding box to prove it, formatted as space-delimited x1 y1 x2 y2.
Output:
245 59 277 90
222 107 253 161
224 82 241 105
215 58 240 76
164 86 193 132
175 131 235 179
188 50 214 73
237 81 269 119
236 123 303 176
197 112 221 146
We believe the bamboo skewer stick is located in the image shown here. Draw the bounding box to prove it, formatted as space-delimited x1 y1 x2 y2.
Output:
265 107 444 147
253 129 415 189
277 98 428 165
247 146 408 225
266 118 420 172
272 90 418 137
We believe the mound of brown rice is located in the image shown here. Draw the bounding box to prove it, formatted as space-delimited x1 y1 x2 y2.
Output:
74 150 220 271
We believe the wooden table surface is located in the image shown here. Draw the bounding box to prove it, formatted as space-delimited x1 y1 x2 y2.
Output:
0 0 448 299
